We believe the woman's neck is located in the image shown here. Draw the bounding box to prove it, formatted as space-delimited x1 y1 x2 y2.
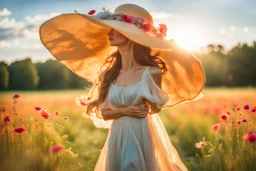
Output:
118 42 141 71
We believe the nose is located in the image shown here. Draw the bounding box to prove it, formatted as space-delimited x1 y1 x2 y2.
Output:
108 29 113 36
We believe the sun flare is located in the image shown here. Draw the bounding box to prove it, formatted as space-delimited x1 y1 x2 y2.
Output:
166 24 206 51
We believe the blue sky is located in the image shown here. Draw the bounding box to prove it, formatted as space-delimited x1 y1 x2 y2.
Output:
1 0 255 65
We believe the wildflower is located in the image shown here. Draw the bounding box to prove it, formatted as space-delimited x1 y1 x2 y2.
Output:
55 111 60 116
12 94 20 98
88 10 96 15
243 104 250 110
237 121 241 124
195 141 205 149
252 106 256 112
243 132 256 143
220 114 229 121
14 127 26 133
64 116 69 121
41 109 50 120
4 116 11 123
75 95 91 107
35 107 41 111
212 123 220 132
49 145 64 153
242 119 247 122
237 107 240 111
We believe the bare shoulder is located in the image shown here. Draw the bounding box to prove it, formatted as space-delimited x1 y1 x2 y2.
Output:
148 66 162 88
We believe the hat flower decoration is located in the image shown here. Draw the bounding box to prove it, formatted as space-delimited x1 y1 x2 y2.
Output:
79 7 167 39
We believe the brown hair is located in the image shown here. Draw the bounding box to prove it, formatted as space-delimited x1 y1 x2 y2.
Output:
86 42 167 116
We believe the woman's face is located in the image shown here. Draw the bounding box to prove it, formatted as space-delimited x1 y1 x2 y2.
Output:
108 29 129 46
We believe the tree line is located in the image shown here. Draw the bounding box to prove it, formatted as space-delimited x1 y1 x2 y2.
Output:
0 42 255 90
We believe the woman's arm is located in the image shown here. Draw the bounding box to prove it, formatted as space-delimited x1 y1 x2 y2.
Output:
101 107 126 121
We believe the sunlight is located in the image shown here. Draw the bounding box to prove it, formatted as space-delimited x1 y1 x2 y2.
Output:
166 24 206 51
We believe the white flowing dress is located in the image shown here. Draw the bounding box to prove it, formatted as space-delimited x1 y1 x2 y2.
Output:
84 66 188 171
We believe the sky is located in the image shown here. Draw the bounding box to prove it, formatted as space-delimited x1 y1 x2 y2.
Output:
0 0 255 65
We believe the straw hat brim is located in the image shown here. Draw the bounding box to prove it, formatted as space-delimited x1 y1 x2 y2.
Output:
39 13 206 108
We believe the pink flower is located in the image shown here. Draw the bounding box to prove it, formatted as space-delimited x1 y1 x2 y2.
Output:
4 116 11 123
88 10 96 15
35 107 41 111
220 114 229 121
75 95 91 107
243 104 250 110
212 123 220 132
40 109 50 120
243 132 256 143
122 14 133 23
141 21 152 32
12 94 20 98
49 145 64 153
14 127 26 133
195 141 205 149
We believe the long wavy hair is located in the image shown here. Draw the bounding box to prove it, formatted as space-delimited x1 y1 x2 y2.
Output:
86 42 167 116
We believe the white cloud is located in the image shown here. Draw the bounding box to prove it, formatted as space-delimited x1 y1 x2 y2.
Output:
219 28 226 34
243 27 249 32
0 41 12 48
0 12 60 44
230 26 236 32
0 8 12 17
150 11 174 20
25 12 60 24
0 18 25 28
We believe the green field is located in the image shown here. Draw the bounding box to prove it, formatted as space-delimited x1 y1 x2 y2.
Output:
0 87 255 171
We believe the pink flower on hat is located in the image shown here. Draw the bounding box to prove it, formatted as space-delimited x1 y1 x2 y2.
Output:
141 21 151 32
88 10 96 15
122 14 133 23
158 24 167 36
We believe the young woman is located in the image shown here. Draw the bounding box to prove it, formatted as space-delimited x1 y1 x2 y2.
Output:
40 3 205 171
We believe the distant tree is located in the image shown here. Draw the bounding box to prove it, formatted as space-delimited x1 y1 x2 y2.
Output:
0 64 9 90
36 60 70 89
68 71 93 89
8 58 39 90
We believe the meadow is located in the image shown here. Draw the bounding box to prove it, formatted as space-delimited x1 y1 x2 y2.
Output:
0 87 255 171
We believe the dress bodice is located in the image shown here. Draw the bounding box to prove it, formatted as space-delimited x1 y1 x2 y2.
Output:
106 66 170 109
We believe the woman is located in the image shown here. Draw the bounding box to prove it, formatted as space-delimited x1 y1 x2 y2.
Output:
40 3 205 171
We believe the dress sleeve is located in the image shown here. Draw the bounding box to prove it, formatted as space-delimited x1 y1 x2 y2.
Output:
82 85 113 129
141 68 170 109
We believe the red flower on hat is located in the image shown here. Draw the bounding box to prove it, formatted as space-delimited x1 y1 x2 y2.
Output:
158 24 167 36
141 21 151 32
88 10 96 15
122 14 133 23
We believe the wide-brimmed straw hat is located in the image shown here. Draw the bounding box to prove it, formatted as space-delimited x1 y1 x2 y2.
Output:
39 3 206 108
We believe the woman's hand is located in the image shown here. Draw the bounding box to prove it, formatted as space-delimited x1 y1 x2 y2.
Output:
124 97 150 118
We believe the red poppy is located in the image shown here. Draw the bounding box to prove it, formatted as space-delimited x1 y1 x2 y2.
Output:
14 127 26 133
220 114 229 121
12 94 20 98
243 103 250 110
4 116 11 123
212 123 220 132
88 10 96 15
35 107 41 111
49 145 64 153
